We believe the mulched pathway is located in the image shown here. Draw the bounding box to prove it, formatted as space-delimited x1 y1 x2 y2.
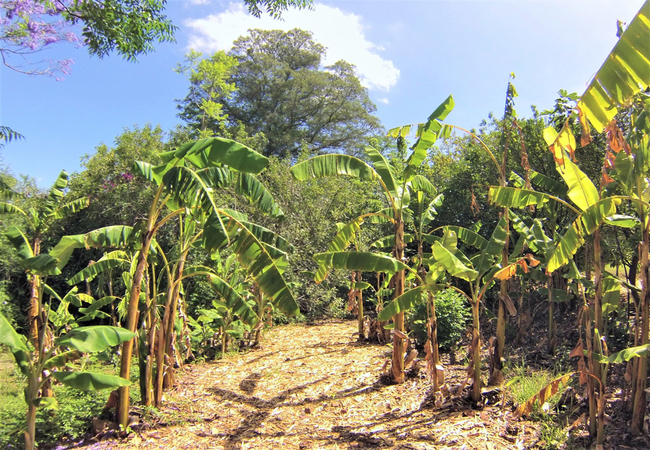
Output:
79 320 541 449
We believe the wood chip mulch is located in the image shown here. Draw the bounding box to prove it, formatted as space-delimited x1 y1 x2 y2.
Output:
78 320 543 449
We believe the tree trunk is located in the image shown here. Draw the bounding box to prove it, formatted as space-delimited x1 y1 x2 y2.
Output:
162 256 187 391
25 401 36 450
27 238 42 352
390 219 406 384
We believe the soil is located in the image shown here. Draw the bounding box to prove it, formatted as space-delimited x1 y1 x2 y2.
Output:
70 320 544 450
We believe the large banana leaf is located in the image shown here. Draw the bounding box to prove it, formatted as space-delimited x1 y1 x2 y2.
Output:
67 253 130 285
0 313 30 376
378 284 447 321
489 186 553 209
530 171 568 198
547 198 620 272
0 202 26 215
444 226 488 251
21 254 60 276
235 173 284 218
365 146 399 198
409 175 437 197
207 274 257 325
51 371 130 391
430 242 478 282
163 137 269 174
555 154 600 212
224 215 299 316
314 251 407 274
45 171 69 206
55 326 135 353
388 95 455 172
78 296 119 318
50 226 135 270
313 217 365 283
53 197 90 220
291 154 379 183
371 233 414 249
578 1 650 131
5 225 33 260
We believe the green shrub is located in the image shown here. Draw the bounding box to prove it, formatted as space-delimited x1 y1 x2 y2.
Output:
408 288 470 351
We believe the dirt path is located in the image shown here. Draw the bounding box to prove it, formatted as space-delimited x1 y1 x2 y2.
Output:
82 321 539 449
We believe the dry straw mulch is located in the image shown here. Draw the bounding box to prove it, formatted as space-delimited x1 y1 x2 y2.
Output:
80 320 541 449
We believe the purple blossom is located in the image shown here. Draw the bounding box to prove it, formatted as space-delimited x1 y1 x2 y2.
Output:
1 0 79 76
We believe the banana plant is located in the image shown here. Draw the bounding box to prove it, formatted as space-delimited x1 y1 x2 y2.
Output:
392 217 524 402
292 96 454 383
0 171 88 350
0 311 133 450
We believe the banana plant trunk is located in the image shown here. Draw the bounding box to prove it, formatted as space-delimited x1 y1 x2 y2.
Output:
27 238 42 351
471 294 481 402
117 231 154 429
357 271 364 341
547 274 556 354
428 292 441 392
631 224 649 434
160 254 187 395
390 219 406 384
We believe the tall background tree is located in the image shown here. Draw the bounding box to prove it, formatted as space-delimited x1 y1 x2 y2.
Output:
177 28 383 158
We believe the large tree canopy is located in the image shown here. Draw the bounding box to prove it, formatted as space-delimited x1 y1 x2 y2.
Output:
178 29 383 159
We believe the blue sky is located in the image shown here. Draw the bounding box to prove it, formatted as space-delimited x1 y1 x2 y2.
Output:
1 0 645 188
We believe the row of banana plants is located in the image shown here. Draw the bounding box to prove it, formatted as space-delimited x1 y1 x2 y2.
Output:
0 137 299 449
291 1 649 444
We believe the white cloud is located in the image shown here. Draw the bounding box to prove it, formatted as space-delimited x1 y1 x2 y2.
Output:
184 2 400 92
377 97 390 105
186 0 211 5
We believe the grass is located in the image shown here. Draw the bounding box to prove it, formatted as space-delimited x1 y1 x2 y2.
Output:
504 364 572 450
0 350 140 449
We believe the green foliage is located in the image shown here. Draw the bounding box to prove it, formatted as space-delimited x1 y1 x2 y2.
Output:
67 0 177 61
408 288 469 351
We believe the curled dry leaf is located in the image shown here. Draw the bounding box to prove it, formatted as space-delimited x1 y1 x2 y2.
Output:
515 373 574 417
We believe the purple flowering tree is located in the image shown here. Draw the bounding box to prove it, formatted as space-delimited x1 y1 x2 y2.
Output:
1 0 77 77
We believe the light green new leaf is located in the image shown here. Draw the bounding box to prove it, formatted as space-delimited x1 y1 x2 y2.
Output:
291 154 379 183
51 371 131 391
578 1 650 131
409 96 454 167
55 326 135 353
378 284 446 321
606 214 640 228
314 251 407 275
0 313 30 376
556 155 600 212
354 281 372 291
592 344 650 365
